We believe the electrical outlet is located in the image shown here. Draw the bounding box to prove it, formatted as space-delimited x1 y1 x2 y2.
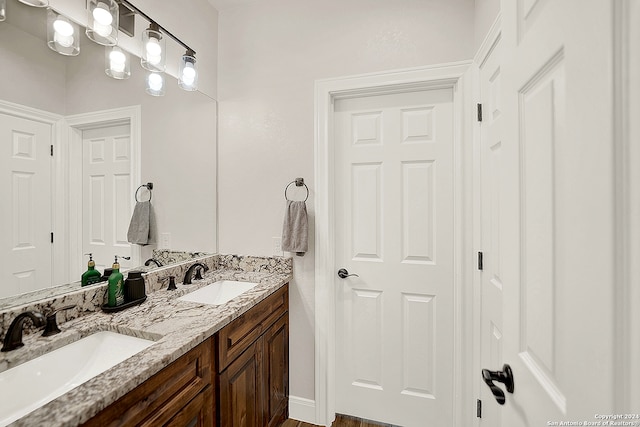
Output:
160 232 172 249
273 237 282 255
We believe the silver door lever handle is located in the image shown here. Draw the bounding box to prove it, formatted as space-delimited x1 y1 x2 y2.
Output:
338 268 359 279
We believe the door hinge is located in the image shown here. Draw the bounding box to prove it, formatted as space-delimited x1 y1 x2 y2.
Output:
50 145 53 157
50 232 54 243
477 103 483 122
478 251 484 271
477 399 482 418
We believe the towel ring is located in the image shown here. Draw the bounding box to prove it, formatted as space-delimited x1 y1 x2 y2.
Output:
284 178 309 202
135 183 153 202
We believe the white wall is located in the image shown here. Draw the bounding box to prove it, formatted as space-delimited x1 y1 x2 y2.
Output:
0 12 66 114
474 0 500 49
217 0 475 403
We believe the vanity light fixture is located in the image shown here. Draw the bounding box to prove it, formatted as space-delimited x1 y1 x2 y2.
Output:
105 46 130 79
17 0 48 7
0 0 6 21
145 72 165 96
86 0 118 46
178 50 198 91
47 9 79 56
141 22 165 72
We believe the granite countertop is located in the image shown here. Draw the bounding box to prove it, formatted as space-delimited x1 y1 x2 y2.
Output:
3 266 291 427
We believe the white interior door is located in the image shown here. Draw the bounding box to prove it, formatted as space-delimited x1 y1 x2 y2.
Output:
481 0 618 422
334 88 455 426
82 123 133 273
0 113 52 298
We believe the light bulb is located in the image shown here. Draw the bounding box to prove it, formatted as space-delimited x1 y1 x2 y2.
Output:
148 73 163 92
109 49 126 72
53 18 74 37
109 49 126 64
92 3 113 25
145 38 162 65
181 68 195 87
146 38 161 56
147 54 161 65
93 22 112 37
182 63 196 79
54 32 74 47
110 60 125 72
53 18 74 47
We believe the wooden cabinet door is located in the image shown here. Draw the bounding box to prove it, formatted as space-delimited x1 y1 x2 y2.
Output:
164 386 214 427
219 339 263 427
262 313 289 427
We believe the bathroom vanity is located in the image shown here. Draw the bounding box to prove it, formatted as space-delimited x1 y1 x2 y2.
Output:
0 255 291 427
82 284 289 427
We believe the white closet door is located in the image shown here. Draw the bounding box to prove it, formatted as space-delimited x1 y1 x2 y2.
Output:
334 88 455 426
0 113 52 298
82 123 132 273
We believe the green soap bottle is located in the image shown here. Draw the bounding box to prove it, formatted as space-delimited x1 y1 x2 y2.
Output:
107 256 125 307
81 253 102 287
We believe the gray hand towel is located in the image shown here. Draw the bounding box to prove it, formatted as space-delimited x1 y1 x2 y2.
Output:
127 201 156 245
282 200 308 256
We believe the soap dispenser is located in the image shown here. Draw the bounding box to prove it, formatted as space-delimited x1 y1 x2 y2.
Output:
107 256 125 307
81 253 102 287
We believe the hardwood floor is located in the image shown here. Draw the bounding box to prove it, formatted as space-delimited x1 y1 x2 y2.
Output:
281 414 398 427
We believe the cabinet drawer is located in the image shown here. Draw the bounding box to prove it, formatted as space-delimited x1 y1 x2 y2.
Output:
83 338 212 427
141 385 214 427
216 284 288 372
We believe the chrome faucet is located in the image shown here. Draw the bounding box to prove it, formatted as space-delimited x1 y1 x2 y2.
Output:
144 258 163 267
1 311 46 352
183 263 209 284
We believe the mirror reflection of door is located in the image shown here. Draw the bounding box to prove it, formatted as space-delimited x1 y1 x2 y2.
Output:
0 112 53 299
82 123 133 275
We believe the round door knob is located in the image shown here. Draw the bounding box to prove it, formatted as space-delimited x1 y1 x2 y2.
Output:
337 268 359 279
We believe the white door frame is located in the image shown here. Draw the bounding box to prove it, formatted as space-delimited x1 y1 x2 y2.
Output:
471 14 501 427
314 61 474 426
64 105 142 279
615 0 640 411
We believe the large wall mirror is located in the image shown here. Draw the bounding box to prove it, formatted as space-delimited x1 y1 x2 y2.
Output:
0 2 217 306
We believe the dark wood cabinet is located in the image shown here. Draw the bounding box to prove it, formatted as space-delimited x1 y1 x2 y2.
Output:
216 285 289 427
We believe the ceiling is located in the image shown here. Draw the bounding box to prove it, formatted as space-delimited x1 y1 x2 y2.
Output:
207 0 260 12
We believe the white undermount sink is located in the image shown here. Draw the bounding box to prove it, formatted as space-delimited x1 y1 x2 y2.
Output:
0 331 155 426
178 280 259 305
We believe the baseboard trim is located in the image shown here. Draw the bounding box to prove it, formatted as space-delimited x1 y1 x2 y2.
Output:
289 396 316 424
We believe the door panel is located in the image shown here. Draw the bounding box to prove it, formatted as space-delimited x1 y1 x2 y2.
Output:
0 113 52 298
334 88 454 426
519 57 564 402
